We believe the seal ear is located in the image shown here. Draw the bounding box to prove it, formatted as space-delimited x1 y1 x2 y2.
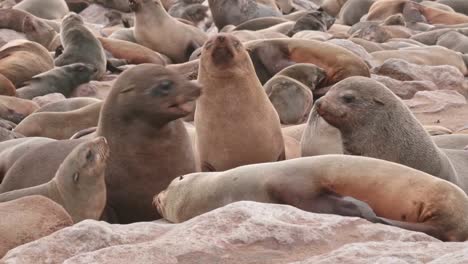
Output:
373 98 385 106
73 172 80 182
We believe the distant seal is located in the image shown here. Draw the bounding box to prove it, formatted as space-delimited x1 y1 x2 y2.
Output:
0 39 54 87
339 0 375 26
273 63 327 91
98 37 168 65
287 9 336 36
94 0 132 12
264 76 313 124
196 33 285 171
14 102 102 139
0 196 73 257
131 0 207 63
155 154 468 241
320 0 348 17
0 137 109 222
0 64 201 224
36 97 101 113
13 0 69 20
245 38 370 85
437 0 468 16
55 13 107 80
234 17 290 31
207 0 281 30
0 74 15 96
315 76 466 192
436 31 468 54
16 63 97 100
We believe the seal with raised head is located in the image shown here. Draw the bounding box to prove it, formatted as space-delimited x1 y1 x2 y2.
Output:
0 64 201 224
315 76 467 192
131 0 207 63
155 154 468 241
16 63 97 100
55 13 107 80
0 137 109 222
196 33 285 172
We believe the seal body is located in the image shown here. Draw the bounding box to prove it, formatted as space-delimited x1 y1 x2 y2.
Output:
196 33 285 171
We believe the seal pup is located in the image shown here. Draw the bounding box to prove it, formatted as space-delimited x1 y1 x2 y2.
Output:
0 196 73 258
155 155 468 241
0 137 109 222
131 0 207 63
16 63 97 100
55 13 107 80
196 33 285 171
315 77 466 191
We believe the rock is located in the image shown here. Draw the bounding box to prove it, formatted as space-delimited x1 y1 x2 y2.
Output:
372 59 468 97
372 74 437 99
0 196 73 258
3 201 447 263
404 90 467 113
32 93 66 107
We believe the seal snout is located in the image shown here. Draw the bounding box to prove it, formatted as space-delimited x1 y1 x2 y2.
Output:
153 191 166 216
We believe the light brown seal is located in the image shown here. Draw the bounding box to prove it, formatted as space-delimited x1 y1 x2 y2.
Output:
0 73 15 96
36 97 101 113
97 37 168 65
55 13 107 80
131 0 207 63
0 195 73 258
0 96 39 124
155 154 468 241
14 102 102 139
245 38 370 85
0 137 109 222
13 0 69 20
196 33 285 171
315 76 467 192
16 63 97 100
0 39 54 87
0 64 201 224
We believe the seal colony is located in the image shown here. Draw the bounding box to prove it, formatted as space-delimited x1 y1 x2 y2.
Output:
1 0 468 256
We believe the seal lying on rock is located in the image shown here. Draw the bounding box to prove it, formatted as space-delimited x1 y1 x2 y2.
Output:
155 155 468 241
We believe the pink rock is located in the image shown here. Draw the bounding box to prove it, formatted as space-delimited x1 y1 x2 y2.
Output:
372 74 437 99
3 202 445 264
404 90 467 113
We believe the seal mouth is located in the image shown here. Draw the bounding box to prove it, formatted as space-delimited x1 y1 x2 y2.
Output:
211 46 234 65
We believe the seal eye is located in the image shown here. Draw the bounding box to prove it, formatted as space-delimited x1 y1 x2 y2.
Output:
73 172 79 182
342 94 355 104
149 80 173 96
86 150 94 161
159 80 173 91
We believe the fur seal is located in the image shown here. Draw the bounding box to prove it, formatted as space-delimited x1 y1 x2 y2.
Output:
315 76 468 192
245 38 370 85
13 0 69 20
371 46 468 76
36 97 101 113
14 102 102 139
131 0 207 63
338 0 375 26
0 95 39 123
287 9 336 36
0 64 201 224
16 63 97 100
0 196 73 258
98 37 168 65
264 75 313 124
436 31 468 54
94 0 132 12
0 74 15 96
320 0 348 17
196 33 285 171
0 9 59 51
437 0 468 16
273 63 327 91
55 13 107 80
233 17 290 31
0 137 109 222
0 39 54 87
207 0 281 30
405 1 468 25
155 154 468 241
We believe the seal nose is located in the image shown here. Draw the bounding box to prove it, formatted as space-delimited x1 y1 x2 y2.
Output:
217 35 226 43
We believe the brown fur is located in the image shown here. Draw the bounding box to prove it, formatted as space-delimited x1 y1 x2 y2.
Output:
0 137 108 222
14 102 102 139
131 0 207 63
155 155 468 241
0 196 73 258
98 37 169 65
13 0 69 20
0 40 54 87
